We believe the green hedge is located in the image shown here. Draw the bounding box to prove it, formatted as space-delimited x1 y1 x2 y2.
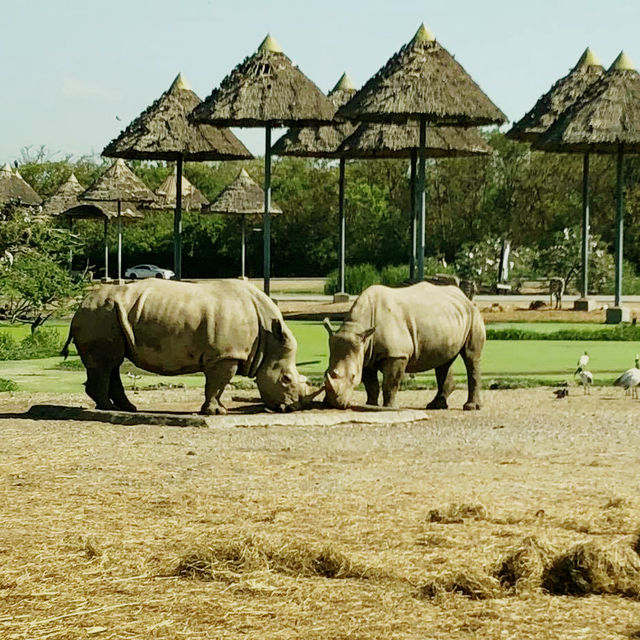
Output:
486 325 640 341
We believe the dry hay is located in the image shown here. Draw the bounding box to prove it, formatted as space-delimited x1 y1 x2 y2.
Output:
560 496 639 535
174 533 387 583
495 536 557 593
418 568 502 601
541 540 640 598
426 502 488 524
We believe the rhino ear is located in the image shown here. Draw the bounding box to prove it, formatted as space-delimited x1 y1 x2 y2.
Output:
271 318 288 344
358 326 376 342
323 317 335 337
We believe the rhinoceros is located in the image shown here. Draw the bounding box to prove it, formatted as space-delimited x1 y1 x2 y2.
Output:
62 279 315 414
323 282 485 410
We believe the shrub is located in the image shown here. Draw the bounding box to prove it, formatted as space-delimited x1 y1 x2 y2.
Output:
0 378 18 392
324 263 380 295
0 333 19 360
0 327 64 360
380 264 410 287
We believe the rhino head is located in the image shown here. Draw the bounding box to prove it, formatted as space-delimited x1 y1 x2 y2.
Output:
256 319 321 412
323 318 375 409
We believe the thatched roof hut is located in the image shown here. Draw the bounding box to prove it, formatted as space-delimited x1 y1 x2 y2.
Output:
338 123 492 159
0 163 42 206
42 173 84 216
508 48 604 143
337 24 506 126
205 168 282 216
81 159 156 204
149 171 208 212
271 73 357 158
103 73 252 162
191 34 336 127
536 52 640 153
61 203 143 221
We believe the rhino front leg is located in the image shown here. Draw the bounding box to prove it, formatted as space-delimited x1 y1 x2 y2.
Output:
109 367 137 412
380 358 407 407
201 359 239 415
427 358 456 410
362 366 380 406
85 368 116 411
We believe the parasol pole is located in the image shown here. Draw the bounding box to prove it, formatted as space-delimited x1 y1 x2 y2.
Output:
409 149 417 280
174 156 183 280
416 117 427 281
104 217 109 280
614 144 624 307
263 125 272 296
338 157 346 293
580 153 590 299
117 200 122 281
241 215 246 278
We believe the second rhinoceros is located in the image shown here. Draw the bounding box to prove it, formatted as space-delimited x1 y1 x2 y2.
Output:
62 279 315 414
323 282 485 410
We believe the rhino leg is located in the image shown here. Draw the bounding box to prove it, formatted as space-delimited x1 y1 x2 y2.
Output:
461 350 482 411
85 368 116 411
362 366 380 406
380 358 407 407
201 359 239 415
427 358 457 410
109 368 137 412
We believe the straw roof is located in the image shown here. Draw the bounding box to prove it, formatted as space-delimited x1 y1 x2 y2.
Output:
507 48 605 143
0 163 42 206
103 74 252 162
81 159 156 203
60 203 143 221
337 24 506 126
191 34 336 127
205 168 282 216
42 173 84 216
148 171 209 211
338 122 492 159
536 52 640 154
271 73 358 158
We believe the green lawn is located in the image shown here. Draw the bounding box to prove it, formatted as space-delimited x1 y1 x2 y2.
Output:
1 320 637 394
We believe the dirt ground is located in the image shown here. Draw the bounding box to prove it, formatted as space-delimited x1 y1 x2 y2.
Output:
2 386 640 639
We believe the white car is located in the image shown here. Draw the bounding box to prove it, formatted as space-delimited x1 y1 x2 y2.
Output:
125 264 175 280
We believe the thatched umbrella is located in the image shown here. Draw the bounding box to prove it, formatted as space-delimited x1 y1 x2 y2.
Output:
271 72 357 296
337 24 505 280
41 173 85 216
80 159 156 281
191 34 335 295
0 163 42 206
59 203 143 280
204 168 282 278
536 52 640 320
508 48 604 308
338 123 492 278
149 169 209 212
103 73 252 279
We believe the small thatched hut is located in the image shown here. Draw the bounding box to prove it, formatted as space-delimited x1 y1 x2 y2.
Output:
0 163 42 206
42 173 85 217
150 171 208 212
191 34 336 295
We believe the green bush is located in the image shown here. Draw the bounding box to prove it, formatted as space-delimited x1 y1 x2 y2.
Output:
0 327 64 360
0 378 18 392
324 264 381 295
486 324 640 341
380 264 410 287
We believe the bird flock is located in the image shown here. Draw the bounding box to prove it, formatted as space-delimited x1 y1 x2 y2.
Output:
569 351 640 397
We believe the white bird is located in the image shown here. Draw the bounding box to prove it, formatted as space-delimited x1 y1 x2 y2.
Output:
575 369 593 394
575 351 589 374
613 355 640 399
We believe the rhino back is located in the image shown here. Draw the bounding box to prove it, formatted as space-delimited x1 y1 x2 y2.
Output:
347 283 478 371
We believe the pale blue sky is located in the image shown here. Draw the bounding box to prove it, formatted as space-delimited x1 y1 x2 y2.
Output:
2 0 639 162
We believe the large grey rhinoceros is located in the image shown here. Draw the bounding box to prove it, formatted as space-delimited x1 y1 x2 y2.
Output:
323 282 485 410
62 279 314 414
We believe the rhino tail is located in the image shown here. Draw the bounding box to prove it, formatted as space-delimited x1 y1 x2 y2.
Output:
60 326 74 359
111 298 137 355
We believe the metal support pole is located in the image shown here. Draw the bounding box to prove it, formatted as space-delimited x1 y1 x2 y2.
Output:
263 125 272 296
117 200 122 281
409 149 417 281
241 215 246 278
416 118 427 281
580 153 590 298
338 157 346 293
104 218 109 280
614 145 624 307
174 156 183 280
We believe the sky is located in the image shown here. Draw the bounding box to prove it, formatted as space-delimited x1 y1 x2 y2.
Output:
2 0 640 163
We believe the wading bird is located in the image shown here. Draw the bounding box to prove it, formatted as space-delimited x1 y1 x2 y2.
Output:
575 369 593 394
575 351 589 375
613 355 640 398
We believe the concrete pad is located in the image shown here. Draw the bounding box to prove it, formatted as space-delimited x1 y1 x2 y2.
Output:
573 298 597 312
332 292 350 303
25 404 429 429
606 307 631 324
